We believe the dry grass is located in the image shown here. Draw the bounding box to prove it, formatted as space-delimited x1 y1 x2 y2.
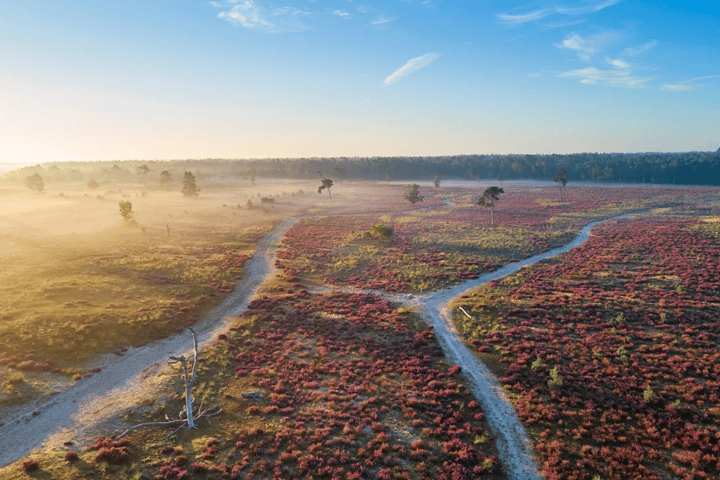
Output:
0 179 316 395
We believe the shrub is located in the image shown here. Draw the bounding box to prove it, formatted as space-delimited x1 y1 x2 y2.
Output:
6 372 25 385
64 451 79 462
22 459 39 471
547 366 563 390
643 386 655 401
370 224 394 239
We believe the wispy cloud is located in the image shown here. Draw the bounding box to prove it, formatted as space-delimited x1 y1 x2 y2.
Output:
384 53 442 86
498 8 553 25
660 83 692 91
331 9 350 18
498 0 621 24
661 74 720 91
556 33 596 61
623 40 657 56
556 32 617 61
216 0 309 33
371 15 394 25
537 19 587 29
558 59 651 88
607 58 629 68
555 0 622 16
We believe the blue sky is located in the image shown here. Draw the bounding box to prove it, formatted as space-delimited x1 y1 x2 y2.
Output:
1 0 718 163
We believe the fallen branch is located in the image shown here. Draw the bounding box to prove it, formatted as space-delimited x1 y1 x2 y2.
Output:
458 306 473 319
118 405 222 439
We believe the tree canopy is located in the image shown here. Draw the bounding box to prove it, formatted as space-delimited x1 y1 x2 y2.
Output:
318 178 334 200
478 186 504 226
554 169 568 201
118 201 133 222
160 170 172 188
182 171 199 197
404 183 424 205
25 173 44 193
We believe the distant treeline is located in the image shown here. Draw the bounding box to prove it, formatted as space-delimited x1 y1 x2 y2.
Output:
5 150 720 186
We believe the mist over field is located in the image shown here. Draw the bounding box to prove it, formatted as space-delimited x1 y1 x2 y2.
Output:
2 0 719 477
1 158 719 479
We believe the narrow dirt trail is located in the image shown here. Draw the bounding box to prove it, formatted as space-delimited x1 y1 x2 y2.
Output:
413 216 628 480
0 217 301 469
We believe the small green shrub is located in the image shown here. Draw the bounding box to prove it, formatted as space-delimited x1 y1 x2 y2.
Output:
370 224 394 239
547 366 563 390
7 372 25 385
643 386 655 401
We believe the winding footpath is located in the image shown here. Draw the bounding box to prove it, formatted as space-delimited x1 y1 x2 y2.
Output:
405 215 628 480
0 211 627 479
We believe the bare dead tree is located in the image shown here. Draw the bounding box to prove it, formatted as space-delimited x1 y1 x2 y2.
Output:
168 328 199 429
118 328 221 438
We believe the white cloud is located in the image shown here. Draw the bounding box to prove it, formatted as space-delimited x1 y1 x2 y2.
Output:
661 75 720 91
556 32 617 61
661 83 692 91
556 33 596 61
371 15 394 25
384 53 442 86
692 75 720 82
497 8 553 24
331 9 350 18
558 65 651 88
607 58 629 68
499 0 620 25
216 0 309 33
555 0 622 16
538 19 587 28
624 40 657 56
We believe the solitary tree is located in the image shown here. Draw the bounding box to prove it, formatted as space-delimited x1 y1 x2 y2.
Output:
182 171 199 197
318 178 334 200
404 183 424 205
25 173 44 193
160 170 172 189
433 176 441 188
553 169 567 201
478 186 504 226
119 201 133 222
87 178 100 189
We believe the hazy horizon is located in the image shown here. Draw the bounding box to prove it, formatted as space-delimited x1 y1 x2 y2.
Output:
2 1 718 165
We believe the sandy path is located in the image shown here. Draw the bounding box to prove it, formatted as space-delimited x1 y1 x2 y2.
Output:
408 215 628 480
0 217 300 469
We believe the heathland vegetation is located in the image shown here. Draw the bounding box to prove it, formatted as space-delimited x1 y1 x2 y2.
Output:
0 158 718 480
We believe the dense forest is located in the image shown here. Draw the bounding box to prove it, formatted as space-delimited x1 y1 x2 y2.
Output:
4 150 720 186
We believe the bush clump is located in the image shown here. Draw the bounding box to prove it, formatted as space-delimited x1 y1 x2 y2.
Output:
370 224 394 239
22 459 39 471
